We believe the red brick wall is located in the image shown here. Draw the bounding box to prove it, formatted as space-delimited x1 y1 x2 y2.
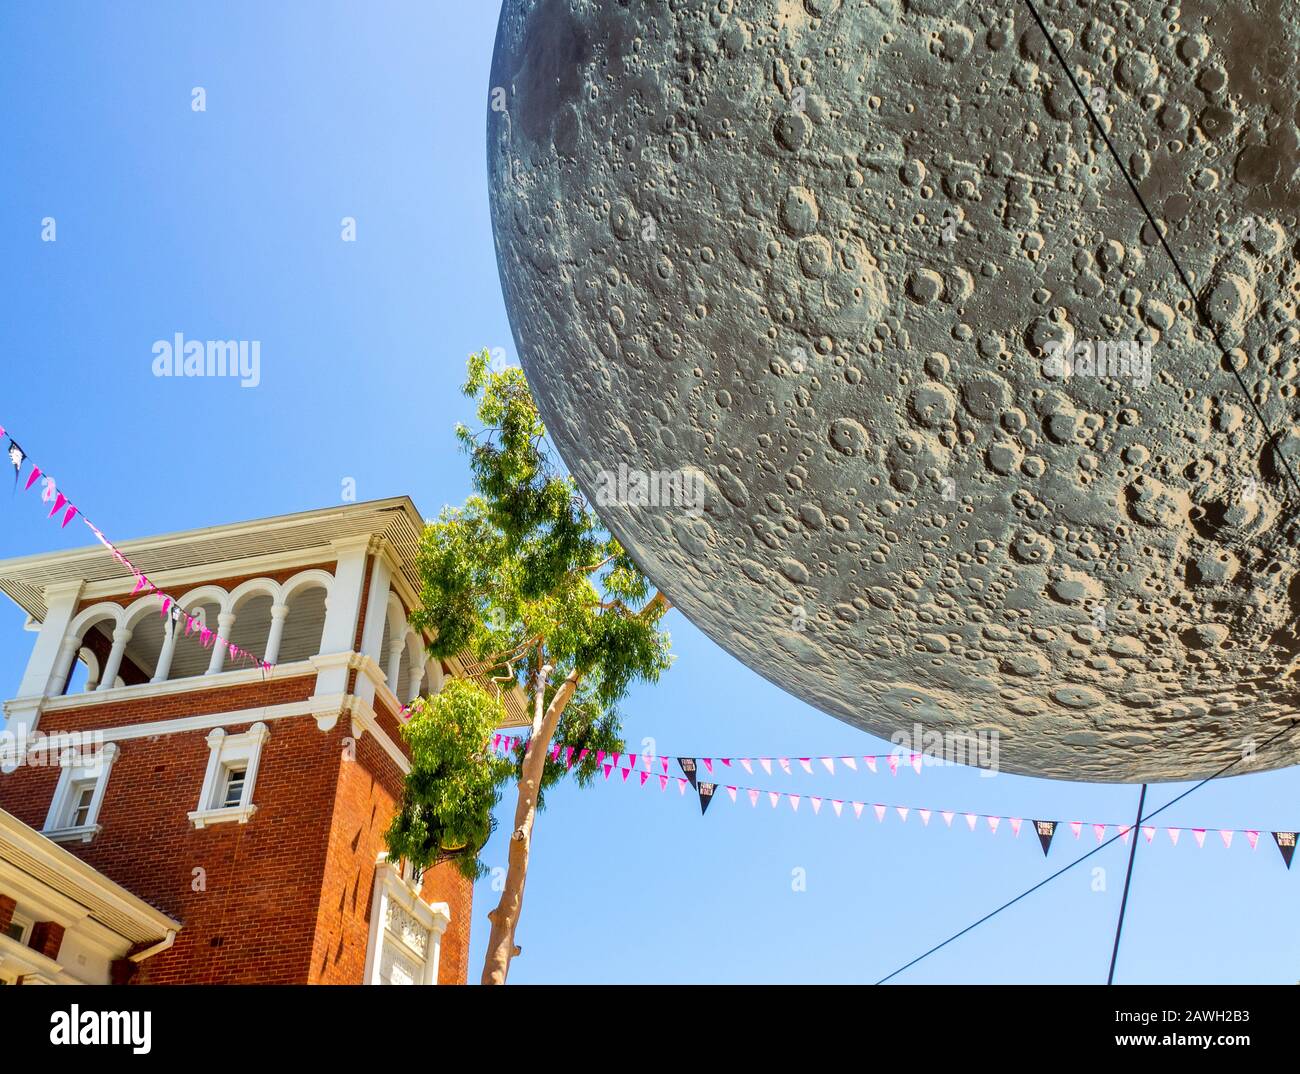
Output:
0 711 339 983
308 727 400 983
421 862 473 985
32 675 316 735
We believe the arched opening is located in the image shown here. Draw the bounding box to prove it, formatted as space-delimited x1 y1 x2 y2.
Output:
277 582 328 663
168 597 223 681
227 590 274 669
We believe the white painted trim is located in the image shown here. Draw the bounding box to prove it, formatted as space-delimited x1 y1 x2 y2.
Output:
188 723 269 829
363 855 450 986
42 743 119 841
346 697 411 775
38 662 318 712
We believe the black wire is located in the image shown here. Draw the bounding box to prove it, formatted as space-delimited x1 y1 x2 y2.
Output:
874 719 1297 984
1107 782 1148 984
1021 0 1300 507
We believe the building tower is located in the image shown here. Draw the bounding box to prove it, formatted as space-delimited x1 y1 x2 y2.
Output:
0 498 520 984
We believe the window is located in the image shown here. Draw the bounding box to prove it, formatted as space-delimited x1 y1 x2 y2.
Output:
220 765 247 809
3 915 31 945
189 723 269 829
42 744 119 843
69 781 96 827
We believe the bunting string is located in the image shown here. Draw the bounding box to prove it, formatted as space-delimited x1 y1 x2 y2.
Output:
2 420 273 674
489 734 930 777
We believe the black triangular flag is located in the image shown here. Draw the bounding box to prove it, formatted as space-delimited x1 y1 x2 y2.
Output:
697 781 715 816
7 440 24 488
1033 819 1056 857
1273 831 1296 869
677 757 698 789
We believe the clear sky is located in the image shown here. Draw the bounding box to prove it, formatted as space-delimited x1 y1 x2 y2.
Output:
1 1 1297 984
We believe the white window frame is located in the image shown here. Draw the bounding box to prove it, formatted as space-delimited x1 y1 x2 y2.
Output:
3 911 33 946
363 855 450 986
188 723 269 829
42 743 119 843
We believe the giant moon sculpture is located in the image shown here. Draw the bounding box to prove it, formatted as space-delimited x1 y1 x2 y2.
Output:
487 0 1300 781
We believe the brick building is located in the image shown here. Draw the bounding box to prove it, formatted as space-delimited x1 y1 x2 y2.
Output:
0 498 521 985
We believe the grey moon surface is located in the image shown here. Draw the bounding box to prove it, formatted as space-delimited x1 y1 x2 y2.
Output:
487 0 1300 782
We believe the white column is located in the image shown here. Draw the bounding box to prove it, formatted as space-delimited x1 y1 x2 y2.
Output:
313 536 375 701
355 551 394 706
264 603 289 664
385 626 405 690
18 580 84 699
151 618 179 684
47 636 83 696
206 612 235 675
96 628 133 691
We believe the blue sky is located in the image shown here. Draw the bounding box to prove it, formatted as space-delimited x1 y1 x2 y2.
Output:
1 1 1297 984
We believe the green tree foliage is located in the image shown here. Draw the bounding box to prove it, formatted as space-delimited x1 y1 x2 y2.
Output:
385 352 673 979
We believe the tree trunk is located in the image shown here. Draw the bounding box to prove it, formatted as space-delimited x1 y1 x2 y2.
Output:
480 665 580 984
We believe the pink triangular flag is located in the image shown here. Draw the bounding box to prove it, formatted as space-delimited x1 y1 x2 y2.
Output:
852 801 864 820
602 764 613 780
719 758 732 768
1142 826 1155 843
873 804 886 823
864 757 877 774
1070 821 1083 839
23 467 41 491
61 505 77 528
788 794 800 813
740 758 753 774
778 758 791 776
48 492 67 518
550 744 561 761
987 816 1000 835
620 766 632 783
810 797 822 815
1246 830 1260 850
840 756 857 771
888 754 899 776
1219 830 1233 849
641 754 651 772
919 808 931 827
821 757 835 775
1093 824 1107 843
659 774 669 791
798 758 813 774
701 758 714 775
768 791 780 808
610 752 621 767
1168 828 1181 846
1009 818 1022 837
578 748 589 762
1119 825 1131 844
747 788 759 807
760 758 772 775
678 778 688 795
638 771 649 786
132 574 149 595
595 750 605 766
896 806 909 823
564 746 574 768
1193 829 1206 848
910 753 922 774
725 785 737 802
492 734 502 751
661 757 669 774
